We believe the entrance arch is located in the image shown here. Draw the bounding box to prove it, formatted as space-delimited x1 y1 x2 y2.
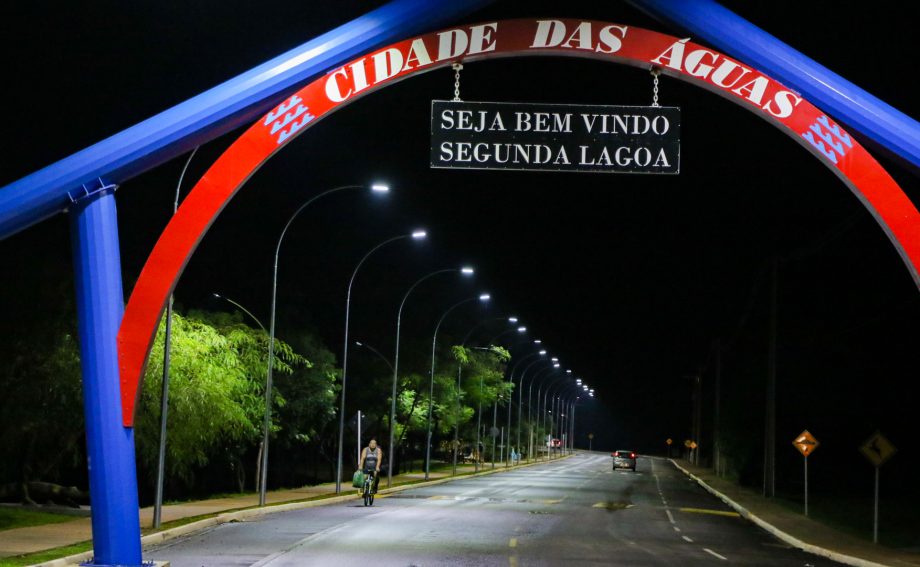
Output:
118 18 920 426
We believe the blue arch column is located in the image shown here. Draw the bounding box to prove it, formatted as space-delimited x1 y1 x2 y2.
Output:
70 182 143 566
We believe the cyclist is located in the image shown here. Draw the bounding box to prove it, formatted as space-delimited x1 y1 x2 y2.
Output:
359 438 383 493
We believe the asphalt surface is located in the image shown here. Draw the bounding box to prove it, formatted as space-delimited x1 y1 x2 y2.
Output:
147 453 842 566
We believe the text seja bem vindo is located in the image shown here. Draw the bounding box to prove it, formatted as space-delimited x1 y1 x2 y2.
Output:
430 100 680 174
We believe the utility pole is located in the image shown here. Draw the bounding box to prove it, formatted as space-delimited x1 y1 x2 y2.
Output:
694 373 702 466
764 257 778 498
713 339 721 476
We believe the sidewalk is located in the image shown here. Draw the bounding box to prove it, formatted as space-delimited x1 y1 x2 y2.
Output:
0 464 484 560
674 460 920 567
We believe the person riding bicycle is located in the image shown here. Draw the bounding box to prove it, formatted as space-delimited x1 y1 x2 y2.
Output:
359 438 383 493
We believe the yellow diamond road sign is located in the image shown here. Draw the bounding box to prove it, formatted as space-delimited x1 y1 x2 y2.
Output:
859 431 897 467
793 430 819 457
666 438 673 446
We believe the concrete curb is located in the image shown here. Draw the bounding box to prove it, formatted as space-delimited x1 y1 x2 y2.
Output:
669 459 889 567
30 454 574 567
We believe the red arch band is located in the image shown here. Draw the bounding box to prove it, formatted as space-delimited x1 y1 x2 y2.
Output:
118 19 920 426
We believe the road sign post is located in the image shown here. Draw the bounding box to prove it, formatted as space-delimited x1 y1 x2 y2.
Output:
356 410 362 466
666 438 673 459
588 432 594 452
859 431 897 543
792 430 819 516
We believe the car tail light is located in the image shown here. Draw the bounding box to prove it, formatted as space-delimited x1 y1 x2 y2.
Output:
630 453 636 459
611 453 616 457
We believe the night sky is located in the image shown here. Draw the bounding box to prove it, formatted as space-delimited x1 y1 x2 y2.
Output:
2 1 919 494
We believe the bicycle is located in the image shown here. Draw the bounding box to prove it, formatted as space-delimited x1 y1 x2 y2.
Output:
361 469 377 506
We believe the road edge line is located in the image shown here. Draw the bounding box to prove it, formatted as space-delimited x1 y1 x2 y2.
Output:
668 459 889 567
31 454 575 567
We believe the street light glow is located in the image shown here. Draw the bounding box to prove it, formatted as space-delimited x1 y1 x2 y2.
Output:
461 266 474 275
551 357 559 362
479 293 491 301
411 229 427 239
566 369 572 374
539 350 547 355
516 326 527 333
533 339 542 344
370 183 390 192
553 363 560 368
508 316 518 323
576 378 582 383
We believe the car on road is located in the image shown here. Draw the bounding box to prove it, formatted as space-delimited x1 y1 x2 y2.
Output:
612 450 637 471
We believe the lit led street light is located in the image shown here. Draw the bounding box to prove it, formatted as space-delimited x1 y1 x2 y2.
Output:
566 369 572 374
425 292 491 479
534 339 542 344
551 357 558 362
261 182 386 507
553 363 560 368
335 229 427 493
457 314 523 474
387 265 475 487
539 349 547 355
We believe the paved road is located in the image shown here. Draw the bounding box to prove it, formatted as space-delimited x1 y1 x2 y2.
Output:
148 453 841 566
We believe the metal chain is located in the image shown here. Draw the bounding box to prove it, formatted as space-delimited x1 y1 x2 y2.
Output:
452 63 463 102
651 67 661 107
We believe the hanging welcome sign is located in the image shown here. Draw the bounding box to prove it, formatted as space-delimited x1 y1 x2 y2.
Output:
430 100 680 174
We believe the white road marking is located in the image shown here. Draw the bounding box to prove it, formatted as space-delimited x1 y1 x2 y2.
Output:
682 535 694 543
665 509 675 524
703 548 728 560
673 526 681 532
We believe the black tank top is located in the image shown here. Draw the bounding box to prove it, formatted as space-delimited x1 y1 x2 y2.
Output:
364 446 379 469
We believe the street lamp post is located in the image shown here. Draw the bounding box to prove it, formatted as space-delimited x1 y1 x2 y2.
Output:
210 294 268 487
424 293 491 480
354 340 394 372
335 230 426 494
527 364 554 462
212 293 267 331
484 327 528 467
530 365 557 461
261 183 388 506
511 352 544 463
556 382 584 454
153 147 198 529
387 266 474 488
452 317 518 475
541 375 567 459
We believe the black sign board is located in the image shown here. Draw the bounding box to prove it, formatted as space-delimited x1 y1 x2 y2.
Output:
430 100 680 174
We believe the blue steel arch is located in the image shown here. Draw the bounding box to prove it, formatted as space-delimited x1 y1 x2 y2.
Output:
1 2 918 567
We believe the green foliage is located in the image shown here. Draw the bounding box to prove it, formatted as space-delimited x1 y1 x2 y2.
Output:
273 332 339 449
135 310 309 486
0 327 84 484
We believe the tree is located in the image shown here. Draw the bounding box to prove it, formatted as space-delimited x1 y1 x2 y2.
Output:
135 310 308 491
0 329 85 488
